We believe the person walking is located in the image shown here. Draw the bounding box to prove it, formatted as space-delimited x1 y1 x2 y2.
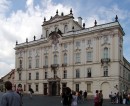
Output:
29 87 34 99
71 91 78 106
99 90 103 106
83 90 87 101
94 90 99 106
17 84 23 103
0 81 22 106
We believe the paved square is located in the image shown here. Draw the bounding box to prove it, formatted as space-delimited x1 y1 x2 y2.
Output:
0 92 128 106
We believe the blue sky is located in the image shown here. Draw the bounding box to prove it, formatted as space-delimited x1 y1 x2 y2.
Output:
0 0 130 78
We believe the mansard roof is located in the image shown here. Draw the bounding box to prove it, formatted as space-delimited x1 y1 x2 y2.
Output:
42 13 74 26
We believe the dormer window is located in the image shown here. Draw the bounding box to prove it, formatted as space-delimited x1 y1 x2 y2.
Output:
64 25 68 33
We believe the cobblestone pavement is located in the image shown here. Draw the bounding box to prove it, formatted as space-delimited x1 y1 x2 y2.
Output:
0 92 128 106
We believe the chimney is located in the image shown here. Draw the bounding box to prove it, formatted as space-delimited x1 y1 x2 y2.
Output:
78 17 82 26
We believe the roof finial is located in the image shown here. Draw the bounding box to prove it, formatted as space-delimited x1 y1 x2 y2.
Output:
115 15 118 22
94 20 97 26
34 36 36 41
16 41 18 45
56 9 58 15
70 8 72 14
26 38 28 43
83 23 85 29
44 17 46 22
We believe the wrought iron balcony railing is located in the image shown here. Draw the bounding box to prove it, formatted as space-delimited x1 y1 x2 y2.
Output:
101 58 110 64
51 64 59 68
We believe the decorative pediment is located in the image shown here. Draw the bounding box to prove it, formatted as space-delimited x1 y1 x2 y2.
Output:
43 14 73 26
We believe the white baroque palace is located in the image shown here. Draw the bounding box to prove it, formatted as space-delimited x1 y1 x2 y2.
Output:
14 9 130 98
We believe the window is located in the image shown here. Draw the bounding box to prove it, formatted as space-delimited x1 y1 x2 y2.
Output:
45 71 47 79
75 84 79 92
75 53 80 63
46 30 49 37
29 50 32 57
28 84 31 91
87 68 91 77
104 66 108 77
54 55 58 64
87 83 91 92
29 73 31 80
76 69 80 78
19 60 22 68
28 59 32 68
24 85 26 91
35 58 39 68
76 41 80 47
87 51 92 62
88 39 91 45
103 47 108 59
64 43 67 49
36 49 39 56
64 53 67 64
45 56 48 66
104 36 108 43
63 70 67 79
19 73 21 80
64 25 68 33
36 72 39 80
54 70 57 78
36 84 39 91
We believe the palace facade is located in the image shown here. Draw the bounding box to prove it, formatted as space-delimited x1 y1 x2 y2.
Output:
14 9 130 98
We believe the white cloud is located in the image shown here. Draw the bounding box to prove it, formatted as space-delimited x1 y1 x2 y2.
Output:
0 0 130 78
0 0 71 78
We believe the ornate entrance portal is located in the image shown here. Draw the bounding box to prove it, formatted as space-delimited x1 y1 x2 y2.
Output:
48 80 60 96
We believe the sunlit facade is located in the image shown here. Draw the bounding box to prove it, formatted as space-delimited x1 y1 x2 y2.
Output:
14 9 130 98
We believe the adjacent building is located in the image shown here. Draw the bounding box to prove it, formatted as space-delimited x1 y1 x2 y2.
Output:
14 9 130 98
0 69 15 92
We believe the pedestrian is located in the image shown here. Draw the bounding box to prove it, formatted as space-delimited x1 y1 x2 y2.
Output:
17 84 23 103
94 90 99 106
29 87 34 99
71 91 78 106
0 81 22 106
62 87 72 106
99 90 103 106
83 90 87 101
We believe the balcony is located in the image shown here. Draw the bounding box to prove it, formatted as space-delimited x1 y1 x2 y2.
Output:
43 65 48 68
62 63 67 67
101 58 110 64
17 68 23 72
51 64 59 69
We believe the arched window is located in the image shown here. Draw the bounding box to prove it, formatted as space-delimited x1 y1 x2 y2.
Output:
104 47 108 59
64 25 68 33
63 70 67 79
19 60 22 68
45 56 48 66
64 53 67 64
104 66 108 77
54 55 58 64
